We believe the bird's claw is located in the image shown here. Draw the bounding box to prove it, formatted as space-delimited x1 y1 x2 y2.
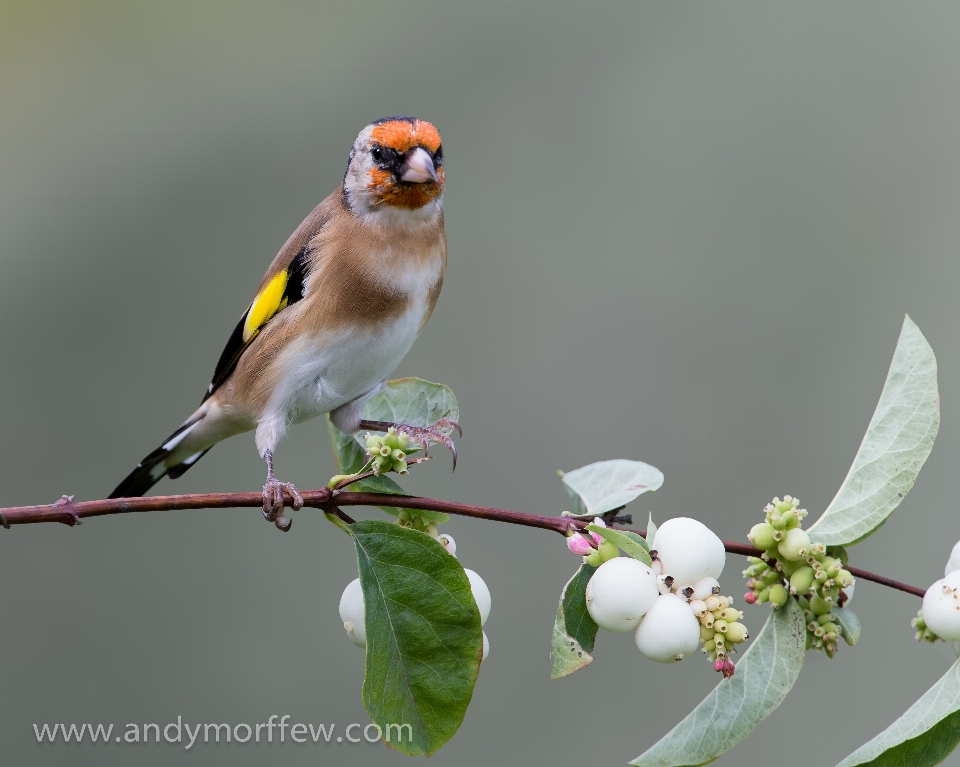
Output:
262 478 303 532
395 418 460 471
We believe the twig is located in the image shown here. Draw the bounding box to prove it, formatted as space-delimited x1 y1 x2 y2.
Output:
0 489 925 598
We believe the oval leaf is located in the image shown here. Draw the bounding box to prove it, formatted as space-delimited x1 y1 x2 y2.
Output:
551 563 599 679
808 316 939 547
834 607 861 647
350 520 481 755
560 460 664 517
630 599 806 767
586 524 652 566
835 658 960 767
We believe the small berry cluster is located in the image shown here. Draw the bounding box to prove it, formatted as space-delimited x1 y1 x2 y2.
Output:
364 427 410 475
339 527 490 660
576 517 747 676
692 592 747 678
911 610 941 643
395 509 441 539
744 496 855 656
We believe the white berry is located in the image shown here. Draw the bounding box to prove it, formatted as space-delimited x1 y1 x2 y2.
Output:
922 571 960 641
464 568 491 626
439 534 457 557
946 540 960 577
841 579 855 606
651 518 726 588
482 632 490 661
689 576 720 601
585 557 659 633
339 578 367 648
635 593 701 663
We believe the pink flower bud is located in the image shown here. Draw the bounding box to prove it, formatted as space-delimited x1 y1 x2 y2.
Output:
722 658 736 678
743 591 757 604
567 534 593 556
713 659 724 672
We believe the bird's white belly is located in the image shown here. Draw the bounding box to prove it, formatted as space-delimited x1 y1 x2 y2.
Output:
253 306 425 455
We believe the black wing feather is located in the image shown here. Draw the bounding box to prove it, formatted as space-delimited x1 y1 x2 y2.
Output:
202 246 312 402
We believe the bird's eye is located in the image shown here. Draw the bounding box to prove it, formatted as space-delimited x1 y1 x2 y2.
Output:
433 144 443 167
370 144 399 169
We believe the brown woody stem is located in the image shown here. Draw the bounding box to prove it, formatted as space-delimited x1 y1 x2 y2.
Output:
0 490 924 598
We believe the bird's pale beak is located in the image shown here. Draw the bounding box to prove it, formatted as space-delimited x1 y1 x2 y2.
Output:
400 147 439 183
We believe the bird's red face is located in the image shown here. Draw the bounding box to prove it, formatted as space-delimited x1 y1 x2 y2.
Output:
345 117 445 216
366 118 444 209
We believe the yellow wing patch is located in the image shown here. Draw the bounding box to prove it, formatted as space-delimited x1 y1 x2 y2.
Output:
244 271 289 341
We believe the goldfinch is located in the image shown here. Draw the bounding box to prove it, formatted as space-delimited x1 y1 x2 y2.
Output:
109 116 458 530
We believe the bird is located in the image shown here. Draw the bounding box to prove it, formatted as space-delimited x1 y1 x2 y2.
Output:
108 116 458 530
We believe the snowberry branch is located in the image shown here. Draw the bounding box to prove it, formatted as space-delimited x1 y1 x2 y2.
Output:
0 489 924 598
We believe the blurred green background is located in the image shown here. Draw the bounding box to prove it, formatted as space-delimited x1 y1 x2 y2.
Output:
2 1 960 765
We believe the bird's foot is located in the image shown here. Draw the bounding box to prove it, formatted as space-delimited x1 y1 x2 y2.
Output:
359 418 461 470
262 477 303 532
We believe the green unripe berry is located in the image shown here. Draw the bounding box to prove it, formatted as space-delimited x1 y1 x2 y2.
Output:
821 586 840 603
768 584 789 608
701 612 715 629
770 514 787 531
725 622 748 644
781 510 799 529
778 528 812 562
397 509 411 524
761 569 782 586
817 612 836 625
366 434 383 449
702 640 715 653
374 454 391 472
747 556 764 566
378 445 392 457
393 459 408 474
815 569 828 581
756 588 771 604
597 540 619 562
584 551 603 567
714 619 729 634
790 566 816 595
700 623 715 641
749 523 777 550
391 448 406 461
836 570 854 588
425 523 439 538
720 607 743 622
821 622 838 636
779 558 803 578
809 594 831 615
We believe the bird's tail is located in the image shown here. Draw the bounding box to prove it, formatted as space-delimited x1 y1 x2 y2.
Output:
108 415 211 498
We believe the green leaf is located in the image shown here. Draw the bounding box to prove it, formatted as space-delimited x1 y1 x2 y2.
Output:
327 377 458 523
586 524 652 566
646 513 658 549
560 460 664 517
630 599 806 767
550 564 599 679
350 520 481 756
835 658 960 767
834 607 861 647
807 316 939 547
